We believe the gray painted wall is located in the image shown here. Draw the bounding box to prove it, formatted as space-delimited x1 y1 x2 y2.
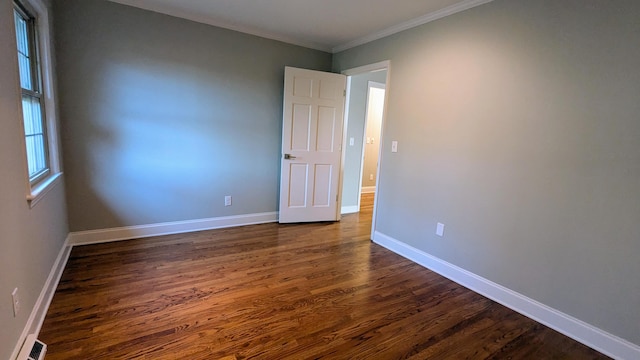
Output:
341 71 386 209
334 0 640 346
0 0 69 358
53 0 332 232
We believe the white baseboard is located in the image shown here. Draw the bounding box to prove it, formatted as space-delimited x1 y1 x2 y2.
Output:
68 212 278 246
341 205 359 214
361 186 376 194
10 236 72 360
12 212 278 358
372 231 640 360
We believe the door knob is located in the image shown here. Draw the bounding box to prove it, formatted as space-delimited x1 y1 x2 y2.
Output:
284 154 297 160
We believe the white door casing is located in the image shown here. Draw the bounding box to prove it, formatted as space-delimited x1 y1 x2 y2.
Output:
279 67 346 223
361 81 386 193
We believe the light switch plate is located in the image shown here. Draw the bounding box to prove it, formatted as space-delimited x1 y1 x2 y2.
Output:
436 222 445 237
391 141 398 153
349 137 354 146
12 288 20 317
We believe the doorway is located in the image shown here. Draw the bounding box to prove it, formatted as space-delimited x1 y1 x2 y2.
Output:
361 81 385 196
339 61 390 234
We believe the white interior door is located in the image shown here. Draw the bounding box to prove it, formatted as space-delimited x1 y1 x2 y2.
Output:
279 67 346 223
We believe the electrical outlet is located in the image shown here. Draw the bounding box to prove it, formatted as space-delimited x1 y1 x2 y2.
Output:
224 196 232 207
12 288 20 317
369 174 374 181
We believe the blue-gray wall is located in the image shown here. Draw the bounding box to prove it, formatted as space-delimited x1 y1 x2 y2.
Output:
334 0 640 346
53 0 332 231
0 0 68 358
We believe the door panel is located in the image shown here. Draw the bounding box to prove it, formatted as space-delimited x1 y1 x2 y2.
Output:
291 104 311 151
293 76 313 97
319 80 339 99
279 67 346 223
316 106 336 152
312 164 332 207
288 163 309 208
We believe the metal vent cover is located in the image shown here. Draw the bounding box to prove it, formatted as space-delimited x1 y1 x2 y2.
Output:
17 334 47 360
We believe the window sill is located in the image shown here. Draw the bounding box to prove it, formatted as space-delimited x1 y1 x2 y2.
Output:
27 172 63 208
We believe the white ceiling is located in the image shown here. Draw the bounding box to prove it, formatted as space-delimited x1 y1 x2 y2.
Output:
108 0 492 53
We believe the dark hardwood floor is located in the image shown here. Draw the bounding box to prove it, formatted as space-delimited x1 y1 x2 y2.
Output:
40 194 608 359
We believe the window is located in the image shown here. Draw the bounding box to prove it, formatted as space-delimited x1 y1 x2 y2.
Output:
13 0 61 206
15 2 49 184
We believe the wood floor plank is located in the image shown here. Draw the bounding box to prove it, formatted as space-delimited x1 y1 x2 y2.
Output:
39 193 609 359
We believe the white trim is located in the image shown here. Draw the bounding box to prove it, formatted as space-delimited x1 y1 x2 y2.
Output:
368 81 386 90
108 0 493 54
361 186 376 194
337 75 353 221
359 81 385 199
107 0 332 52
341 205 359 214
332 0 495 53
10 236 72 360
342 61 390 76
372 231 640 360
15 0 64 208
68 212 278 246
27 172 63 208
341 60 392 240
357 83 373 209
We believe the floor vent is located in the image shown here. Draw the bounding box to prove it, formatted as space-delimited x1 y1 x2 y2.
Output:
17 334 47 360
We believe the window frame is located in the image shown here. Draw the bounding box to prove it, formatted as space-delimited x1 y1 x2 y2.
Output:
15 2 51 185
13 0 62 207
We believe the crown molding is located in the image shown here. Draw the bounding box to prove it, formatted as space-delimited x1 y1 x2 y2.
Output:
107 0 333 52
108 0 494 54
332 0 494 53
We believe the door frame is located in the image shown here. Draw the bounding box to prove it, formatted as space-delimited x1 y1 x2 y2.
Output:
338 60 391 237
358 80 386 199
